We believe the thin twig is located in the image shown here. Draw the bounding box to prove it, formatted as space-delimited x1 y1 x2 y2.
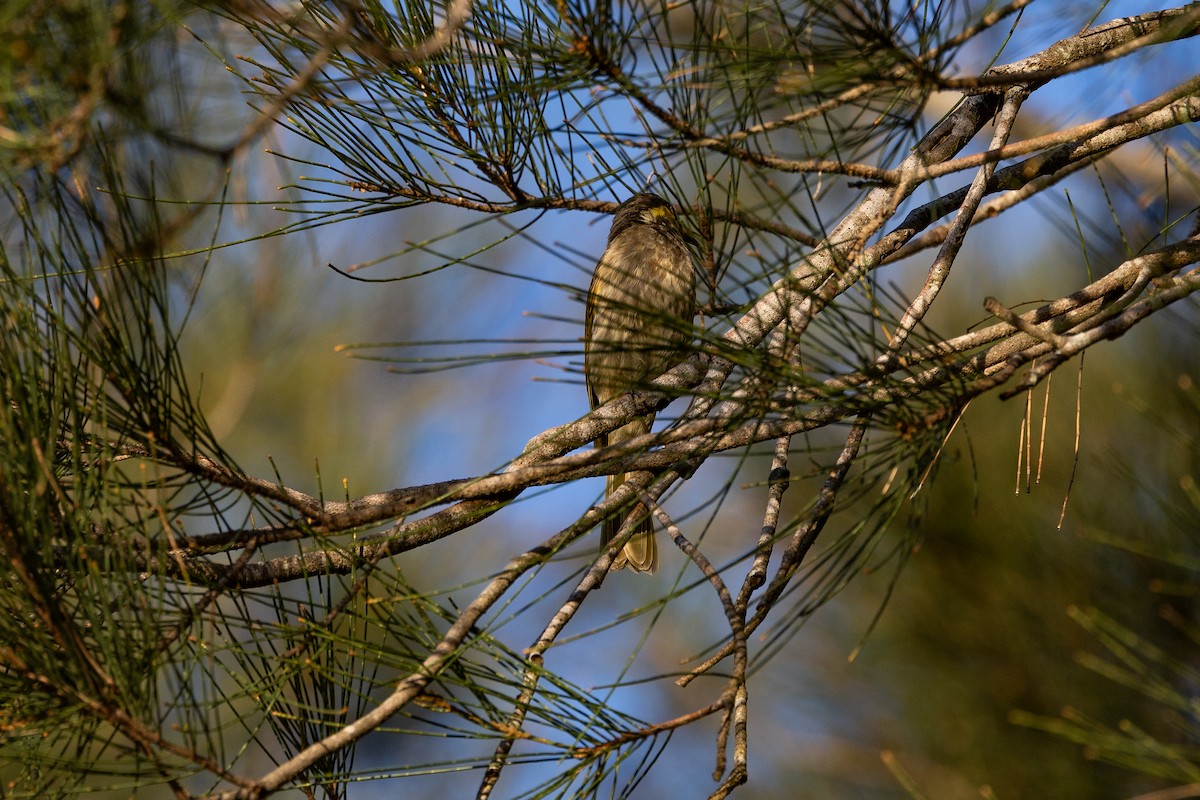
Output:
678 417 869 685
637 492 750 791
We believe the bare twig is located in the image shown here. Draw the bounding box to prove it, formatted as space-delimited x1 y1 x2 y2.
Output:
679 418 869 685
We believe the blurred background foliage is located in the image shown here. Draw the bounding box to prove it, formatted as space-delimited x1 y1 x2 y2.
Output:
1 0 1198 798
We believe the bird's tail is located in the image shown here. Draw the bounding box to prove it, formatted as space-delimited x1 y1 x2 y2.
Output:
602 470 658 573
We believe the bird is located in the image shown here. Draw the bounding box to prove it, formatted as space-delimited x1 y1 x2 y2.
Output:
584 193 697 573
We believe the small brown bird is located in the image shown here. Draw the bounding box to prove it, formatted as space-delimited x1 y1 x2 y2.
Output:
584 193 697 573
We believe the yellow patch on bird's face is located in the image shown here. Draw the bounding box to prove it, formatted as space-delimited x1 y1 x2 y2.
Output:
641 205 674 225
